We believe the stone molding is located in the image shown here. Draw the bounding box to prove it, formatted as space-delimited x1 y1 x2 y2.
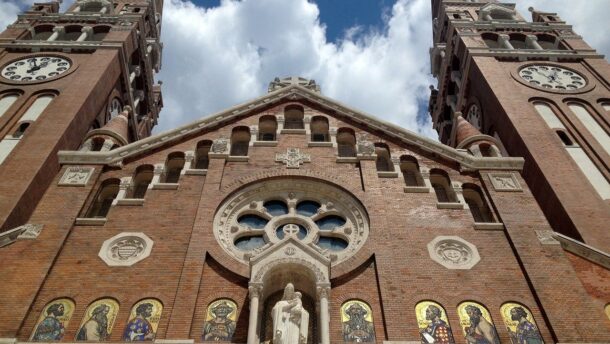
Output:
535 230 560 245
57 85 525 172
0 224 43 248
275 148 311 168
427 236 480 270
98 232 154 266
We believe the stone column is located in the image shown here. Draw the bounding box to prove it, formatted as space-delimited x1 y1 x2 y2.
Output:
80 139 93 151
47 26 64 41
329 128 338 147
101 139 114 152
420 167 433 192
452 182 466 208
182 151 195 174
304 115 312 137
498 34 514 49
77 26 92 42
249 126 258 145
247 285 262 344
276 115 285 133
526 35 543 50
317 285 331 344
151 164 164 186
114 177 131 205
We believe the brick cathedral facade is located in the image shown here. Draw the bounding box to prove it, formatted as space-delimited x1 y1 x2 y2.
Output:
0 0 608 344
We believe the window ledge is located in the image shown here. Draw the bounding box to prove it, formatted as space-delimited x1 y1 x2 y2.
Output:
253 141 278 147
436 202 464 209
75 217 106 226
227 155 249 162
184 169 207 176
280 129 306 134
116 198 145 206
336 157 358 163
208 153 229 159
152 183 179 190
377 171 399 178
404 186 430 193
473 222 505 231
308 141 333 147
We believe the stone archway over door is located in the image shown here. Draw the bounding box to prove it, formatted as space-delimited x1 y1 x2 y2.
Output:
260 290 318 343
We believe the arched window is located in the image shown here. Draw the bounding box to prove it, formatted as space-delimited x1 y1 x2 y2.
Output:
400 156 424 187
86 178 120 218
12 122 30 138
337 128 356 157
20 94 54 122
537 34 557 49
284 105 304 129
195 140 212 169
31 25 54 40
92 26 110 40
131 165 153 199
430 170 457 202
258 116 277 141
374 143 393 172
567 103 610 156
479 143 497 157
481 33 500 48
64 25 83 41
164 152 185 183
0 93 19 118
509 33 527 49
556 130 574 146
310 116 330 142
462 184 493 222
90 137 105 151
230 127 250 156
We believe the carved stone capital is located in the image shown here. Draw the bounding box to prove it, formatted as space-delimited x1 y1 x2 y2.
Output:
248 285 263 299
316 285 331 299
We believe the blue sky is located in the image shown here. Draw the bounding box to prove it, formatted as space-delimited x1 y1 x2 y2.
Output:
0 0 609 139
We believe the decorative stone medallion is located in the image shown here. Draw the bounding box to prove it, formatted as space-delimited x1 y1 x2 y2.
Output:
210 138 229 154
487 172 522 192
427 236 480 270
357 140 375 156
275 148 311 168
99 232 153 267
58 166 95 186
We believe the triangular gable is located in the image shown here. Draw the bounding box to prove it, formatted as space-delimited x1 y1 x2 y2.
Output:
58 84 524 172
479 3 517 17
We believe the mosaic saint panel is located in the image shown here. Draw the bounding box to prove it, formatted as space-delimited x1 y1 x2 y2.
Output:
341 300 375 342
31 298 75 341
605 304 610 321
500 303 544 344
416 301 455 344
202 299 237 341
76 299 120 341
457 302 500 344
122 299 163 341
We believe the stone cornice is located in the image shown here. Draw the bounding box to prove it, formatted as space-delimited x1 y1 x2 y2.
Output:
554 233 610 269
58 85 525 172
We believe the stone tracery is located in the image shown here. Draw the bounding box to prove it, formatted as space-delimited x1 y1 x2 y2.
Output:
213 179 370 266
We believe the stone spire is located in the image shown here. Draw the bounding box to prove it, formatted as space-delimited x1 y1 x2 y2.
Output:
454 114 499 153
84 106 131 149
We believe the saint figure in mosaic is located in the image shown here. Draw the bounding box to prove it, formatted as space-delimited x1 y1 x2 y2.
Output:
76 299 119 341
202 300 237 341
501 303 544 344
341 300 375 342
31 299 75 342
416 302 455 344
457 303 499 344
123 300 163 341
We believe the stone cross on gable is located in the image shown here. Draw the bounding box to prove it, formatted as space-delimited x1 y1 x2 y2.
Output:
275 148 311 169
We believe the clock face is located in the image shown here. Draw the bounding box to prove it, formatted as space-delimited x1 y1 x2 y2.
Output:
466 104 482 130
518 65 586 91
1 56 71 82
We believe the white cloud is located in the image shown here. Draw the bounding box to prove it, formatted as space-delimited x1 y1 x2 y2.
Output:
157 0 437 138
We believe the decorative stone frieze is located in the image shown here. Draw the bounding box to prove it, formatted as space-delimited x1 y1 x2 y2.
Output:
275 148 311 168
427 236 480 270
210 138 229 155
58 166 95 186
487 172 522 192
99 232 153 266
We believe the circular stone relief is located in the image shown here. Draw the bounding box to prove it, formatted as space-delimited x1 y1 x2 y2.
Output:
214 179 369 266
99 232 154 266
427 236 480 270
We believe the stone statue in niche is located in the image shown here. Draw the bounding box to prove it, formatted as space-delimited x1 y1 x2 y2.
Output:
272 283 309 344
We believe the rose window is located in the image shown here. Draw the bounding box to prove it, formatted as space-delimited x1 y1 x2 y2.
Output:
214 179 369 265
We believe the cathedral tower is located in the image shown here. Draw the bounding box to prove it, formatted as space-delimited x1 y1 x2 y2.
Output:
429 0 610 250
0 0 163 231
